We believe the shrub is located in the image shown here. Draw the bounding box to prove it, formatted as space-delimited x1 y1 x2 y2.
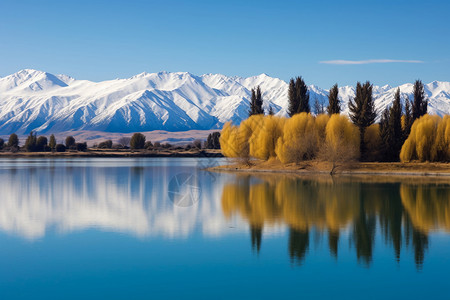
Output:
98 140 113 149
76 142 87 151
118 137 131 148
130 133 146 149
65 136 76 148
144 141 153 149
36 136 48 151
192 139 202 149
55 144 66 152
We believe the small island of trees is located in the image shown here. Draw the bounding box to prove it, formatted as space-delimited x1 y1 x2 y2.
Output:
220 79 449 173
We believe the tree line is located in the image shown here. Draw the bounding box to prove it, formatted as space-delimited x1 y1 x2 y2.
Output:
221 78 449 165
0 132 222 152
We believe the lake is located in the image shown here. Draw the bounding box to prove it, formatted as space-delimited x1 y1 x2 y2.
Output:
0 158 449 299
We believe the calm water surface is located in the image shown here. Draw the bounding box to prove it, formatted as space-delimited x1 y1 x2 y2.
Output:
0 158 449 299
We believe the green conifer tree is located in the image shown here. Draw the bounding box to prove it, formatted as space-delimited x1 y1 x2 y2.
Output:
412 80 428 121
380 88 403 161
349 81 376 159
404 98 413 138
287 78 297 117
327 84 340 115
248 86 264 116
295 77 310 113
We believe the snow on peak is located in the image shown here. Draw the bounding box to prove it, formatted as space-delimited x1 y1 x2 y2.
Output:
0 69 449 135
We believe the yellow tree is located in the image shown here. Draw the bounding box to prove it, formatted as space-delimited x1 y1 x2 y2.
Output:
364 124 382 161
320 114 360 174
400 114 443 162
250 116 285 160
276 113 318 163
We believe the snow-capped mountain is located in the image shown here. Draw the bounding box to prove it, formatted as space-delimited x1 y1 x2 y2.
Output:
0 69 449 135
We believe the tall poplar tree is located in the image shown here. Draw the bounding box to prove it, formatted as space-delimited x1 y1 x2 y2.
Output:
288 77 310 116
249 86 264 116
404 98 413 138
327 84 340 115
412 80 428 120
49 134 56 149
295 77 310 114
287 78 297 117
380 88 403 161
348 81 376 158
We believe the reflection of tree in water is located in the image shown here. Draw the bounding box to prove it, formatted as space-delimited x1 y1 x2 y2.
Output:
250 225 263 254
328 230 339 258
288 228 309 265
221 176 449 269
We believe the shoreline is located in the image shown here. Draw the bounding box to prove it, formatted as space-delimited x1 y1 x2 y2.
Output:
209 160 450 177
0 149 224 158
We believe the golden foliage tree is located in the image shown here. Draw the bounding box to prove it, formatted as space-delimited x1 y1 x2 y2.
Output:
315 114 330 143
249 115 285 160
400 114 448 162
219 122 239 157
432 115 450 161
275 113 317 163
320 114 360 173
364 124 383 161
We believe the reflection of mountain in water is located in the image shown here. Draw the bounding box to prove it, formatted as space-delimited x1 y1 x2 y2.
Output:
1 160 449 270
0 159 239 240
221 175 450 268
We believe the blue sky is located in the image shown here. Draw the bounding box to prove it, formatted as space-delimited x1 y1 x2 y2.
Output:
0 0 449 87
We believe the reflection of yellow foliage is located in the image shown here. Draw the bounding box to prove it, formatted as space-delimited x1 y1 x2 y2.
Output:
221 179 282 227
221 176 360 232
400 114 447 162
401 183 450 232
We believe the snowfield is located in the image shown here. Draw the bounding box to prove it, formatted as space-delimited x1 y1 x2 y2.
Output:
0 69 449 135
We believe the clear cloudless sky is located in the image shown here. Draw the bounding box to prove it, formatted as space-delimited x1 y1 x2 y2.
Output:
0 0 449 87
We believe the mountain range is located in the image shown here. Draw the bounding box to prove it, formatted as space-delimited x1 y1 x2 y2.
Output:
0 69 449 136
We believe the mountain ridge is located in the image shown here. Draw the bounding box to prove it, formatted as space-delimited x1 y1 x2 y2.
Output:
0 69 449 135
